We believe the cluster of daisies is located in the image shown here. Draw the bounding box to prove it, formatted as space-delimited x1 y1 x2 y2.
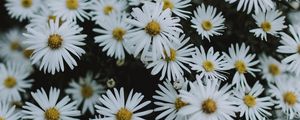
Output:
0 0 300 120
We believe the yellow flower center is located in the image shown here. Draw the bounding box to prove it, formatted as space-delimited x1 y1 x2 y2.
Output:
112 27 126 41
4 76 17 89
163 49 176 62
21 0 32 8
163 0 174 10
66 0 79 10
283 91 297 106
261 21 272 32
243 95 256 108
103 5 114 15
44 107 60 120
116 108 133 120
202 98 217 114
268 64 280 76
201 20 213 31
81 85 93 98
23 49 33 59
174 98 187 110
202 60 214 72
235 60 247 74
10 41 21 51
0 117 4 120
48 34 63 49
48 16 63 26
145 20 161 36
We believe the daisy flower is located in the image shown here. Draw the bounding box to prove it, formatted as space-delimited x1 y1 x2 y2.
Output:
258 53 286 83
95 88 153 120
223 43 260 90
269 77 300 119
48 0 90 22
153 80 189 120
155 0 191 19
65 72 106 114
0 100 21 120
144 35 194 81
89 0 127 25
191 4 226 41
190 46 229 81
125 2 183 60
178 77 237 120
250 9 287 41
233 81 273 120
23 18 87 74
225 0 274 14
22 87 81 120
277 25 300 76
5 0 42 21
0 61 33 102
93 13 133 60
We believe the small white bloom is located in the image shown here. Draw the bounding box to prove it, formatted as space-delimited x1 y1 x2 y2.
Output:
225 0 274 14
191 4 225 41
250 9 287 41
155 0 191 19
65 72 106 114
0 100 21 120
5 0 42 21
22 87 81 120
95 88 153 120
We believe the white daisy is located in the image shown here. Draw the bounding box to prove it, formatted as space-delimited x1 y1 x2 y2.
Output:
93 13 133 60
22 87 81 120
48 0 90 22
269 77 300 119
233 81 273 120
225 0 275 14
178 77 237 120
190 46 229 81
155 0 191 19
0 100 21 120
5 0 42 21
23 18 87 74
277 25 300 76
125 2 183 60
65 72 106 114
153 80 189 120
89 0 127 25
144 35 194 81
258 53 286 83
191 4 226 41
223 43 260 90
0 61 33 102
250 9 287 41
95 87 153 120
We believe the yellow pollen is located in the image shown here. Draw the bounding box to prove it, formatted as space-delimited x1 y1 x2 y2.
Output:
81 85 93 98
112 27 126 41
0 117 4 120
48 34 63 49
163 49 176 62
116 108 133 120
66 0 79 10
243 95 256 108
4 76 17 89
44 107 60 120
23 49 33 59
103 5 114 15
235 60 247 74
10 41 21 51
261 21 272 32
283 91 297 106
174 98 187 110
202 60 214 72
145 20 161 36
201 20 213 31
268 64 280 76
163 0 174 10
21 0 32 8
202 98 217 114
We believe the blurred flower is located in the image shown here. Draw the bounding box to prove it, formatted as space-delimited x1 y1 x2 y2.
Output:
5 0 42 21
225 0 274 14
106 78 116 88
0 100 21 120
